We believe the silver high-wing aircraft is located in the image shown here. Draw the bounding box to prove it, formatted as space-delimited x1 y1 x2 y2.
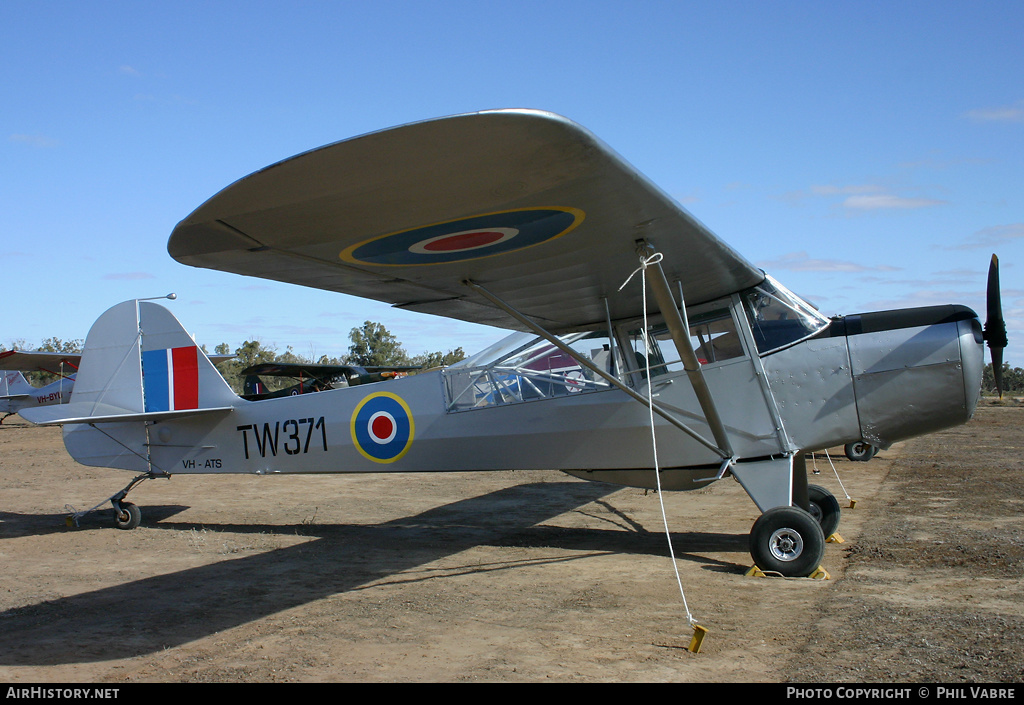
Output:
21 110 1007 578
0 350 80 423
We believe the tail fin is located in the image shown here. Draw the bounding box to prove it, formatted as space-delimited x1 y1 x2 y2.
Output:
243 374 264 397
20 300 238 425
1 370 34 397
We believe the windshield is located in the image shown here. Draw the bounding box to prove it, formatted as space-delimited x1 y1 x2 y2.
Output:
742 276 829 354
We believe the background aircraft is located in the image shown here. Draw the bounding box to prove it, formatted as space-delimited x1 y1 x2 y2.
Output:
241 361 419 400
0 350 79 423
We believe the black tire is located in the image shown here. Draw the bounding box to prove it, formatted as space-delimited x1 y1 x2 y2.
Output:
114 501 141 530
807 484 841 539
749 506 825 577
844 441 875 462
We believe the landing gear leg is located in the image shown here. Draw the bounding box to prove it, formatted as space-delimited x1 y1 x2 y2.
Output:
66 471 169 530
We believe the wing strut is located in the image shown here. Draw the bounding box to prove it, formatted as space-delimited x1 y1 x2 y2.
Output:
463 279 730 459
636 240 735 459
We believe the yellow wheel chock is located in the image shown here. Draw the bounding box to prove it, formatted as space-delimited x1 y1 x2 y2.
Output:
745 565 830 580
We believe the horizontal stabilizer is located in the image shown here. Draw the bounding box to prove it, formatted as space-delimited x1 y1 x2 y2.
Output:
20 402 233 426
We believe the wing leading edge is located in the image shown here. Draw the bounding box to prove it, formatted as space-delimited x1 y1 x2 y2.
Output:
169 109 763 332
0 350 81 373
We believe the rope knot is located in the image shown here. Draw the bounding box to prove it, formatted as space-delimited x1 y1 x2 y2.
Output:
618 251 663 291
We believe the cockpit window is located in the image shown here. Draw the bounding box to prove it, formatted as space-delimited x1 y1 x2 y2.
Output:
628 305 743 377
742 276 829 354
443 330 615 412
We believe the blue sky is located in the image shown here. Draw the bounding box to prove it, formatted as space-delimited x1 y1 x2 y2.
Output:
4 1 1022 366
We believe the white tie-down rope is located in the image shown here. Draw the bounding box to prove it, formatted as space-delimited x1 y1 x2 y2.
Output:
619 252 698 630
811 449 852 501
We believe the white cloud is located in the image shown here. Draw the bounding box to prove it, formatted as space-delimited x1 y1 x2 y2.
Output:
965 100 1024 123
810 184 882 196
842 194 947 210
9 133 58 148
756 251 901 273
781 184 946 211
103 272 156 280
953 223 1024 250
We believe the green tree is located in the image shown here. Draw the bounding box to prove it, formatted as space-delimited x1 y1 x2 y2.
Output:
38 337 83 354
347 321 410 367
983 362 1024 395
233 339 279 368
411 347 466 370
275 345 305 365
213 340 284 393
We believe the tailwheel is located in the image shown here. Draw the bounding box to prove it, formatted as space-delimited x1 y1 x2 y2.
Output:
113 501 142 530
749 506 825 577
807 484 841 539
844 441 876 461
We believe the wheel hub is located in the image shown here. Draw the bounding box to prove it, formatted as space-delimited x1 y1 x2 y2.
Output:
769 527 804 562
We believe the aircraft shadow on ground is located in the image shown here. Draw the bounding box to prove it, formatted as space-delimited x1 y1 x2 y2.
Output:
0 506 192 538
0 481 747 666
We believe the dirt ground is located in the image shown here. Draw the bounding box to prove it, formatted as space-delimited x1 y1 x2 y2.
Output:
1 400 1023 683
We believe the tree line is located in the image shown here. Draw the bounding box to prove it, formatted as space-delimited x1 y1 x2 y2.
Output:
983 362 1024 396
3 321 465 394
210 321 465 393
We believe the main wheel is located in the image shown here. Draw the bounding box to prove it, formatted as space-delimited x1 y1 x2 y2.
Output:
844 441 876 461
749 506 825 577
114 501 141 530
807 484 841 539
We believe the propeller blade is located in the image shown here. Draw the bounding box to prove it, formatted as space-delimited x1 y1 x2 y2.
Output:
984 254 1008 397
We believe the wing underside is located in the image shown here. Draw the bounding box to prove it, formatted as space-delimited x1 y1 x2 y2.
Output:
169 109 763 332
0 350 81 373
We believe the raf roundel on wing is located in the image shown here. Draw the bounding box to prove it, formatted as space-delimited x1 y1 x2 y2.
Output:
339 207 585 266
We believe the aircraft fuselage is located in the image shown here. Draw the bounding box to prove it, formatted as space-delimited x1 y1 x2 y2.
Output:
60 290 983 508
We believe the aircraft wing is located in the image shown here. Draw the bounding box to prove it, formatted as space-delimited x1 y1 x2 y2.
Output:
0 350 81 373
241 361 420 379
169 109 764 332
241 362 363 378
